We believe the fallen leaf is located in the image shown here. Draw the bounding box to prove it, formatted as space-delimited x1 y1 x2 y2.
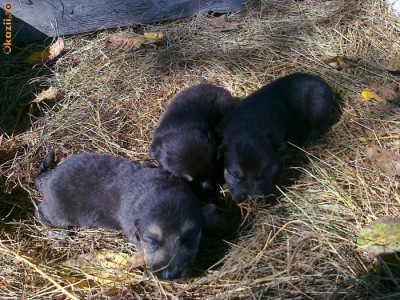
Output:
106 33 164 50
203 15 242 32
361 90 385 102
31 87 59 103
106 34 144 50
25 37 64 64
126 251 146 270
384 57 400 72
346 119 375 139
366 144 400 177
48 37 65 60
60 250 145 287
62 249 144 270
364 80 400 102
321 56 359 70
357 217 400 257
375 83 400 101
143 32 164 40
25 50 51 64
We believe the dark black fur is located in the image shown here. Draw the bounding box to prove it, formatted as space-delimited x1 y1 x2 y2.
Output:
216 73 333 202
35 152 215 281
150 83 234 183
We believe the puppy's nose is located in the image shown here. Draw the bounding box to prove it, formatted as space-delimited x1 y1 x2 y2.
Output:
162 268 181 281
234 193 248 202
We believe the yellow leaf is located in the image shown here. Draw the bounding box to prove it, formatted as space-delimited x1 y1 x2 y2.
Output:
59 250 145 288
95 251 129 269
357 217 400 256
361 90 385 102
25 50 51 64
143 32 164 40
25 37 64 64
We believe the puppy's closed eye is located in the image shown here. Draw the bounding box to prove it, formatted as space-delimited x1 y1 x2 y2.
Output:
227 169 241 183
144 237 161 251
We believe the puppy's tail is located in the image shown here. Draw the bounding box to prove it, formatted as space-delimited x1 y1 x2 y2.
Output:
37 151 57 177
35 204 53 227
35 151 57 192
199 75 207 84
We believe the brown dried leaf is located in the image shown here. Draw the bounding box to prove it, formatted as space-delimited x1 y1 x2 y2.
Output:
106 34 144 50
321 56 359 70
106 33 164 50
366 144 400 177
126 251 146 270
31 87 58 103
376 83 400 102
365 80 400 102
384 57 400 72
204 15 242 32
48 37 64 60
346 119 375 139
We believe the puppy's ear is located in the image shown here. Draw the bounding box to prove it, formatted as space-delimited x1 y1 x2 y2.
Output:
216 143 225 160
207 130 214 142
129 221 142 245
270 152 282 176
201 203 216 217
215 119 226 138
270 137 287 154
201 129 215 144
149 138 160 158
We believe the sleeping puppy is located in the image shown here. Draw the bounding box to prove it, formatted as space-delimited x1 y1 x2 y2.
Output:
150 82 234 183
216 72 333 202
35 152 216 281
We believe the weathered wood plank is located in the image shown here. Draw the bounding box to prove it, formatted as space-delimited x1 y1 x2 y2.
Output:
0 0 247 42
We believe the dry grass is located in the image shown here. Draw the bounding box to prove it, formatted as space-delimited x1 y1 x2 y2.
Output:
1 0 400 299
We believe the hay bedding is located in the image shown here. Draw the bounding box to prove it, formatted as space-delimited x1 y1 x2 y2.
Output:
1 0 400 299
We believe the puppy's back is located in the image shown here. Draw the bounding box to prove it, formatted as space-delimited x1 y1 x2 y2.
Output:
217 73 332 144
159 83 233 128
35 153 144 229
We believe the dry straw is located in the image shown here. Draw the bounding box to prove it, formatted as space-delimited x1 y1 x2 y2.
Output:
1 0 399 299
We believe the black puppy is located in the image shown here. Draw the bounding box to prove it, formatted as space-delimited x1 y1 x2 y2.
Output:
35 152 216 281
150 82 234 183
216 73 333 202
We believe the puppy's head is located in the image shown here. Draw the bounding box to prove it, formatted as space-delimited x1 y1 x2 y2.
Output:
150 128 216 182
135 196 214 281
220 138 282 202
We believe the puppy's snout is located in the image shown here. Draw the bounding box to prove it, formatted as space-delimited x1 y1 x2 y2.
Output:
233 192 248 202
162 268 181 281
153 264 182 281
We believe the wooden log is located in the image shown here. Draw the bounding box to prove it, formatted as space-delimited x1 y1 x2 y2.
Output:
0 0 247 42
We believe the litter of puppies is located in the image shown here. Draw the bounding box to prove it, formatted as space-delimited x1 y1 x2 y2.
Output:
34 72 335 280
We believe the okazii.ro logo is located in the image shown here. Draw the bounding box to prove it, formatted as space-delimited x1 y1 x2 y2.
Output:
3 3 12 54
